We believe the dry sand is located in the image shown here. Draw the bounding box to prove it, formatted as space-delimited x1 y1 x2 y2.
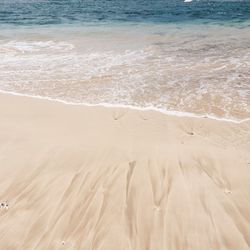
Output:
0 93 250 250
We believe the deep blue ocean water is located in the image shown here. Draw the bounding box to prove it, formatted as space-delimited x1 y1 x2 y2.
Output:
0 0 250 26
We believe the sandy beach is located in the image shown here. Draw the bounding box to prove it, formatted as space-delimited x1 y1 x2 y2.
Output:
0 93 249 249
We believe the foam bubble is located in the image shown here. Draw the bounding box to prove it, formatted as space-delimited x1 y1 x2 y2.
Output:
0 41 74 54
1 89 250 124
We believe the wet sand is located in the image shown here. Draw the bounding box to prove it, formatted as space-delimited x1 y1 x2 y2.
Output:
0 93 250 249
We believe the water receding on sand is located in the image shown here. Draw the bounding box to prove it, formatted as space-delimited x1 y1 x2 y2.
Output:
0 24 249 121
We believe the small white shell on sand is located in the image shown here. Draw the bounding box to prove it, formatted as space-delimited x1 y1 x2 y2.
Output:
0 201 9 210
224 189 232 194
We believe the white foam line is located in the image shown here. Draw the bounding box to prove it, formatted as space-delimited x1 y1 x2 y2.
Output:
0 89 249 124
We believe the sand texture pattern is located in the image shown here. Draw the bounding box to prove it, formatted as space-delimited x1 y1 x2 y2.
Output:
0 94 250 250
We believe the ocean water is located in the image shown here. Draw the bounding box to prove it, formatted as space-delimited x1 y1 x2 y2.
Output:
0 0 250 121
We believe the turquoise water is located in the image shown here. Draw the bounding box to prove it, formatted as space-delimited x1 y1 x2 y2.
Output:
0 1 249 120
0 0 250 26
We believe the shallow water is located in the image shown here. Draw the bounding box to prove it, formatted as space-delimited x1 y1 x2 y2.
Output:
0 1 249 120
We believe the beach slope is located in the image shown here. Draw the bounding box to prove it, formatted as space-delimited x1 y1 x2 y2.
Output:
0 93 250 250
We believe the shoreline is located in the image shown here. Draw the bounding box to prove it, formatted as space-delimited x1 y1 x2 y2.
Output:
0 89 249 125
